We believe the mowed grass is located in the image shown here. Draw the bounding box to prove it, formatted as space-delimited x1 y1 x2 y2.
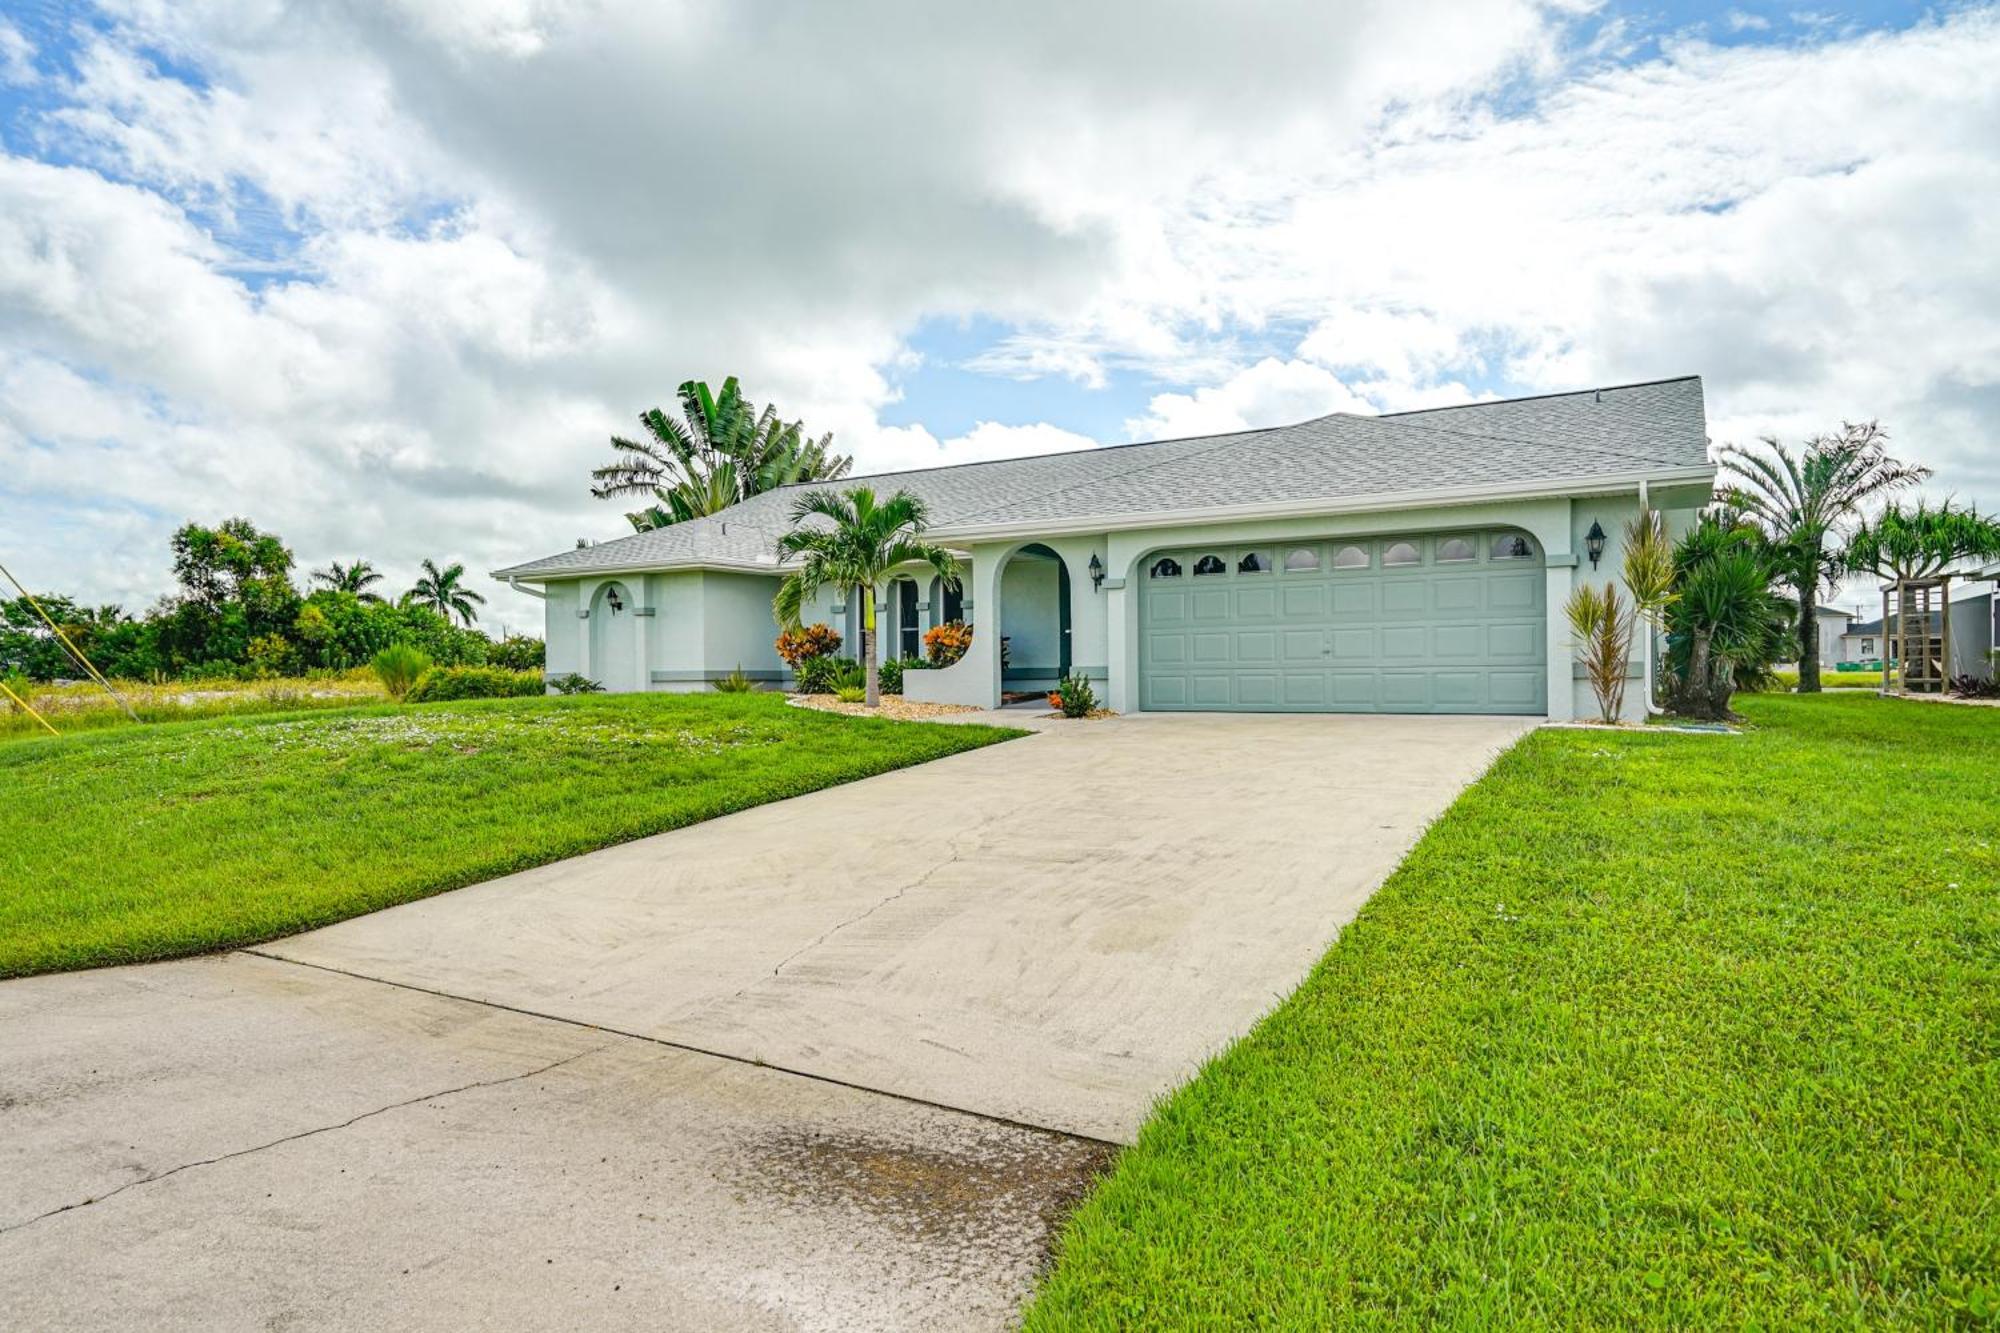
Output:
0 692 1018 977
1029 695 1999 1329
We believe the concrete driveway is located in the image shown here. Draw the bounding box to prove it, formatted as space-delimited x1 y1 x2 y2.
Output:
1 711 1529 1330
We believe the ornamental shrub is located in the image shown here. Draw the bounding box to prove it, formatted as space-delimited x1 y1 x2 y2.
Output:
1053 670 1097 718
879 657 924 696
711 665 758 693
776 623 843 668
923 620 972 667
371 644 432 700
548 672 604 695
405 665 544 703
794 654 857 695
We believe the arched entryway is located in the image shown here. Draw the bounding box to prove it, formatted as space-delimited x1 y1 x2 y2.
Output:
588 580 642 693
997 543 1072 698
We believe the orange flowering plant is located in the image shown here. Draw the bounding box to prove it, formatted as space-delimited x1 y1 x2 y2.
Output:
923 619 973 667
775 623 842 667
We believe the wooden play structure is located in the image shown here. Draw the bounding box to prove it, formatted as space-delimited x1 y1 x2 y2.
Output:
1880 576 1951 695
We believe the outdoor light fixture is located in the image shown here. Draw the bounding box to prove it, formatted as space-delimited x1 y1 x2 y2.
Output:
606 586 624 613
1089 553 1105 590
1584 521 1607 569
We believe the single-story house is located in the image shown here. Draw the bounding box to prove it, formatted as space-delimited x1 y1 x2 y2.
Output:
494 376 1718 722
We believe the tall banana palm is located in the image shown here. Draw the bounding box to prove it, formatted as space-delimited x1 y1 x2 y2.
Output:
406 559 487 626
1717 421 1927 692
592 377 851 532
773 487 959 706
310 559 386 603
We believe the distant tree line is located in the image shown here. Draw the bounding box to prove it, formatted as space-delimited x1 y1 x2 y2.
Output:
1 517 543 683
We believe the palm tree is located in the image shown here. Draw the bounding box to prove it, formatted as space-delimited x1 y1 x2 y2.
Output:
773 487 959 706
310 559 386 603
406 559 487 625
1664 513 1792 720
592 377 851 532
1717 421 1928 692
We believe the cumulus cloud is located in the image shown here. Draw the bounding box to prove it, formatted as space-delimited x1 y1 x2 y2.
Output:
1 1 1997 628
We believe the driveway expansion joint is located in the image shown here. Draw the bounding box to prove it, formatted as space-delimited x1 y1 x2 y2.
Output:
240 948 1123 1150
0 1042 609 1237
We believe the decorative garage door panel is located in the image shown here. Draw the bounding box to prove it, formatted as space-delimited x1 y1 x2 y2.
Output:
1140 534 1547 714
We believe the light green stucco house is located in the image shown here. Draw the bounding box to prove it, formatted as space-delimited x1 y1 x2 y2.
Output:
493 377 1716 722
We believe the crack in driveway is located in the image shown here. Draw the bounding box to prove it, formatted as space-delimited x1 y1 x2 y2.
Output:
0 1043 610 1237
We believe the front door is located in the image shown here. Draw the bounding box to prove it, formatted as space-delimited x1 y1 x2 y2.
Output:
897 580 920 660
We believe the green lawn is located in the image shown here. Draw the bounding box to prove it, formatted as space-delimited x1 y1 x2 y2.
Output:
1029 695 1999 1328
0 692 1017 978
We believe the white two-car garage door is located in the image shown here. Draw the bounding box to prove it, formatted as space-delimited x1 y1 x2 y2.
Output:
1140 531 1548 714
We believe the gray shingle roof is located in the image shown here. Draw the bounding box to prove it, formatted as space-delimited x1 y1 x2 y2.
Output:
495 376 1711 579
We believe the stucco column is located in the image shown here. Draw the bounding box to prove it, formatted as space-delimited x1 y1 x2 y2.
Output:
633 573 651 691
1543 561 1576 722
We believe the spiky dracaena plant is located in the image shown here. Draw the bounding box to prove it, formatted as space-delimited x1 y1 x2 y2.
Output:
1622 507 1678 712
1566 582 1635 724
1717 422 1927 693
772 488 959 707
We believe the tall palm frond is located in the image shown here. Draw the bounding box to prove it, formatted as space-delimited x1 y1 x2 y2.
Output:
591 377 852 533
407 558 488 626
1715 421 1927 691
1844 499 2000 584
311 559 386 603
772 487 959 706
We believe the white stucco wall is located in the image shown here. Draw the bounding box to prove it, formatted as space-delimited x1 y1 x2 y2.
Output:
545 483 1708 716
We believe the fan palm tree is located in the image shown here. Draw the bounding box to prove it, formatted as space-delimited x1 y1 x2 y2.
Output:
773 487 959 706
310 559 386 603
406 559 487 625
1717 421 1928 692
593 377 851 532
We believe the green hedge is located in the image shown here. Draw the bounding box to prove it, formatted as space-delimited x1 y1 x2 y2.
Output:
405 666 546 703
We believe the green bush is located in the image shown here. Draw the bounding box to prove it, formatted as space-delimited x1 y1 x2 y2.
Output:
548 672 602 695
371 644 432 700
879 657 927 696
835 684 866 704
711 666 758 693
795 654 855 695
404 665 544 703
1055 669 1097 718
488 634 547 671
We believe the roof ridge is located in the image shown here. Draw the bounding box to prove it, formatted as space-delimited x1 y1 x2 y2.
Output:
1375 375 1702 418
768 415 1302 491
1351 409 1704 471
939 424 1280 529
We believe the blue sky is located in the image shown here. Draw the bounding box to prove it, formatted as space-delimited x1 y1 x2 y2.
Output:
0 0 1992 619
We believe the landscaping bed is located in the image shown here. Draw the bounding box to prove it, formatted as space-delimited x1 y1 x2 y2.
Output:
1029 693 1999 1328
0 692 1019 977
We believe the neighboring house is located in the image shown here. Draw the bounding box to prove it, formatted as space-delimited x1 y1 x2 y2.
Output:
494 376 1718 722
1806 605 1856 668
1840 571 1999 680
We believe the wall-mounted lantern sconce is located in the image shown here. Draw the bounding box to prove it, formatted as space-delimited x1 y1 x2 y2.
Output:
1584 521 1607 570
1089 553 1105 590
606 586 624 613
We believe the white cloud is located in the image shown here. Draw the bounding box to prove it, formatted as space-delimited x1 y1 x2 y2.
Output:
2 1 1998 631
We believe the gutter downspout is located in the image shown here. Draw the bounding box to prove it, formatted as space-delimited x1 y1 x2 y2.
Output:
508 577 548 600
1640 479 1664 716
